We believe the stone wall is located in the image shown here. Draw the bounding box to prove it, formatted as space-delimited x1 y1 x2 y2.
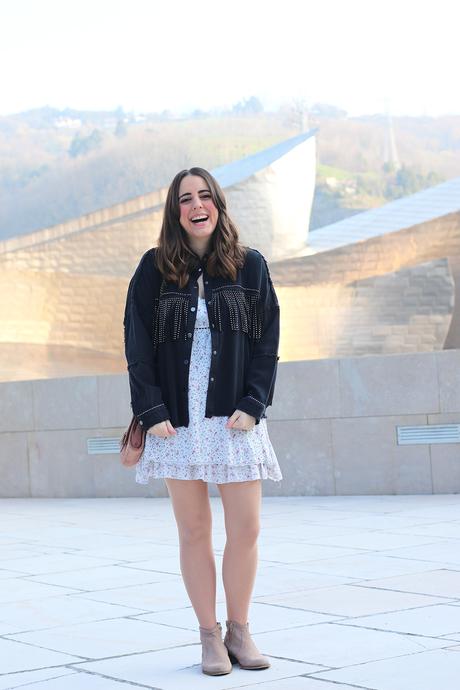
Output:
272 211 460 359
2 350 459 498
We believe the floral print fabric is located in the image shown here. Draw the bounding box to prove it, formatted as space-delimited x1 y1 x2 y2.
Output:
136 296 283 484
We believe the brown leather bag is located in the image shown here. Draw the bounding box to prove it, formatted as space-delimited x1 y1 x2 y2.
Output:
120 415 146 467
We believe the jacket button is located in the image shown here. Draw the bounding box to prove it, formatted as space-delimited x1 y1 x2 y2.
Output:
211 323 215 328
139 420 144 425
187 332 192 338
190 306 196 312
208 300 211 305
210 376 214 382
184 359 189 364
213 350 217 355
205 280 208 284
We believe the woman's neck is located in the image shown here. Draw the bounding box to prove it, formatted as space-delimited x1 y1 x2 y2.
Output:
189 240 211 260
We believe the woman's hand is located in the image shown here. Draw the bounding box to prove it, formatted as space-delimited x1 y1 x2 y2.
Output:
226 409 256 431
147 419 177 438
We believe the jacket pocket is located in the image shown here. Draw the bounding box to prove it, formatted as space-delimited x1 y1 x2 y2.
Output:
211 285 262 340
153 292 190 345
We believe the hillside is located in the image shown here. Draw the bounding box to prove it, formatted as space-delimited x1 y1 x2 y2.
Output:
1 107 459 240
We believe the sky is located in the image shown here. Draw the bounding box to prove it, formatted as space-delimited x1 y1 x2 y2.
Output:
0 0 459 118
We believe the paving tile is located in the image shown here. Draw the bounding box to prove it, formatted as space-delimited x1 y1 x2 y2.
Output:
72 580 198 612
236 678 371 690
0 568 32 579
356 568 460 598
3 672 139 689
254 621 449 667
137 601 337 633
253 565 355 597
257 523 364 542
300 531 441 552
306 513 445 531
116 555 184 575
72 541 180 562
255 583 445 617
386 521 460 540
0 637 79 674
0 595 144 633
311 647 460 689
7 618 197 658
379 540 460 566
391 503 460 522
75 645 316 689
0 577 80 603
0 669 76 690
342 603 460 639
25 563 181 592
0 553 122 576
256 541 361 564
290 554 445 580
0 545 65 560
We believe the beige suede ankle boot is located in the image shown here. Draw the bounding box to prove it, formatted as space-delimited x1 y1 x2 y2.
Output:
224 619 271 669
199 622 232 675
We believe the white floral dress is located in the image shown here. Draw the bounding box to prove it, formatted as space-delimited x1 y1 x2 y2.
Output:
136 296 283 484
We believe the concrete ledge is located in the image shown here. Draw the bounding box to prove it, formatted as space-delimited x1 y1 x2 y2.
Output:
1 349 459 497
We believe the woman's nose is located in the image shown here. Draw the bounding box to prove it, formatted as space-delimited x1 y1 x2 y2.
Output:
192 196 203 209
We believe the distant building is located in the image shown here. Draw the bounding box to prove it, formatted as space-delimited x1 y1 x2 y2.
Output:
53 117 82 129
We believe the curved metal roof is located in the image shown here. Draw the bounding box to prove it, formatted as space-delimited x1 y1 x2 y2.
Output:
307 175 460 254
211 129 318 188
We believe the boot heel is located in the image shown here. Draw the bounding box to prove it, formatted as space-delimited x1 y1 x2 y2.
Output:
227 651 238 664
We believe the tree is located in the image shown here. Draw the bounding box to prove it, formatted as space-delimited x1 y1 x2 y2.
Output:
232 96 264 115
68 129 103 158
283 98 310 132
311 102 347 119
115 119 127 138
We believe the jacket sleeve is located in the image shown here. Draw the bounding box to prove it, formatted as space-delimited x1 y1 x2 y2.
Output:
235 250 280 424
123 251 171 430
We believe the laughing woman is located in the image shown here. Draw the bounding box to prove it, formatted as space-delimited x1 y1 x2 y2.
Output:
123 167 282 675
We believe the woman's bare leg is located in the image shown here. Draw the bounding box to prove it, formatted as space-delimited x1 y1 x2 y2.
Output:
217 479 262 624
164 478 217 628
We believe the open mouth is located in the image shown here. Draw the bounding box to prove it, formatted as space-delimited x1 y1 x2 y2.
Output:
191 215 209 224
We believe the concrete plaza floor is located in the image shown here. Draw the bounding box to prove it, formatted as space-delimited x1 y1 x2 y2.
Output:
1 494 460 689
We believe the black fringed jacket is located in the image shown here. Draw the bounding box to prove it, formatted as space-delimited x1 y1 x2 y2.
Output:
123 246 280 431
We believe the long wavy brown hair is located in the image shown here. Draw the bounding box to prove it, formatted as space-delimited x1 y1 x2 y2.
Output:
155 167 247 287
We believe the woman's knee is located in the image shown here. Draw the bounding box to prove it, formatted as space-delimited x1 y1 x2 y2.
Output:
179 519 212 546
227 519 260 546
165 478 211 545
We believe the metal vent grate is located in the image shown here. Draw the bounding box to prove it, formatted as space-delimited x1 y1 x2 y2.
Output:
397 424 460 445
87 437 121 455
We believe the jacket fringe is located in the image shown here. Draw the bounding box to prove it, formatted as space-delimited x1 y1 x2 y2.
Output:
211 286 262 340
153 292 190 347
153 285 262 346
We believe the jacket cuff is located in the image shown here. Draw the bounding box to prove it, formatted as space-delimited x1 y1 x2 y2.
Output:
235 395 266 423
135 402 170 430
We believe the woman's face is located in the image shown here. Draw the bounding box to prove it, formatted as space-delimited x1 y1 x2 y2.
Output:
178 175 219 243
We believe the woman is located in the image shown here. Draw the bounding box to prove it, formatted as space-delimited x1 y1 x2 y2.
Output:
123 167 282 676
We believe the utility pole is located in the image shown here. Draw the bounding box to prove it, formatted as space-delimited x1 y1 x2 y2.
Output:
383 98 401 170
